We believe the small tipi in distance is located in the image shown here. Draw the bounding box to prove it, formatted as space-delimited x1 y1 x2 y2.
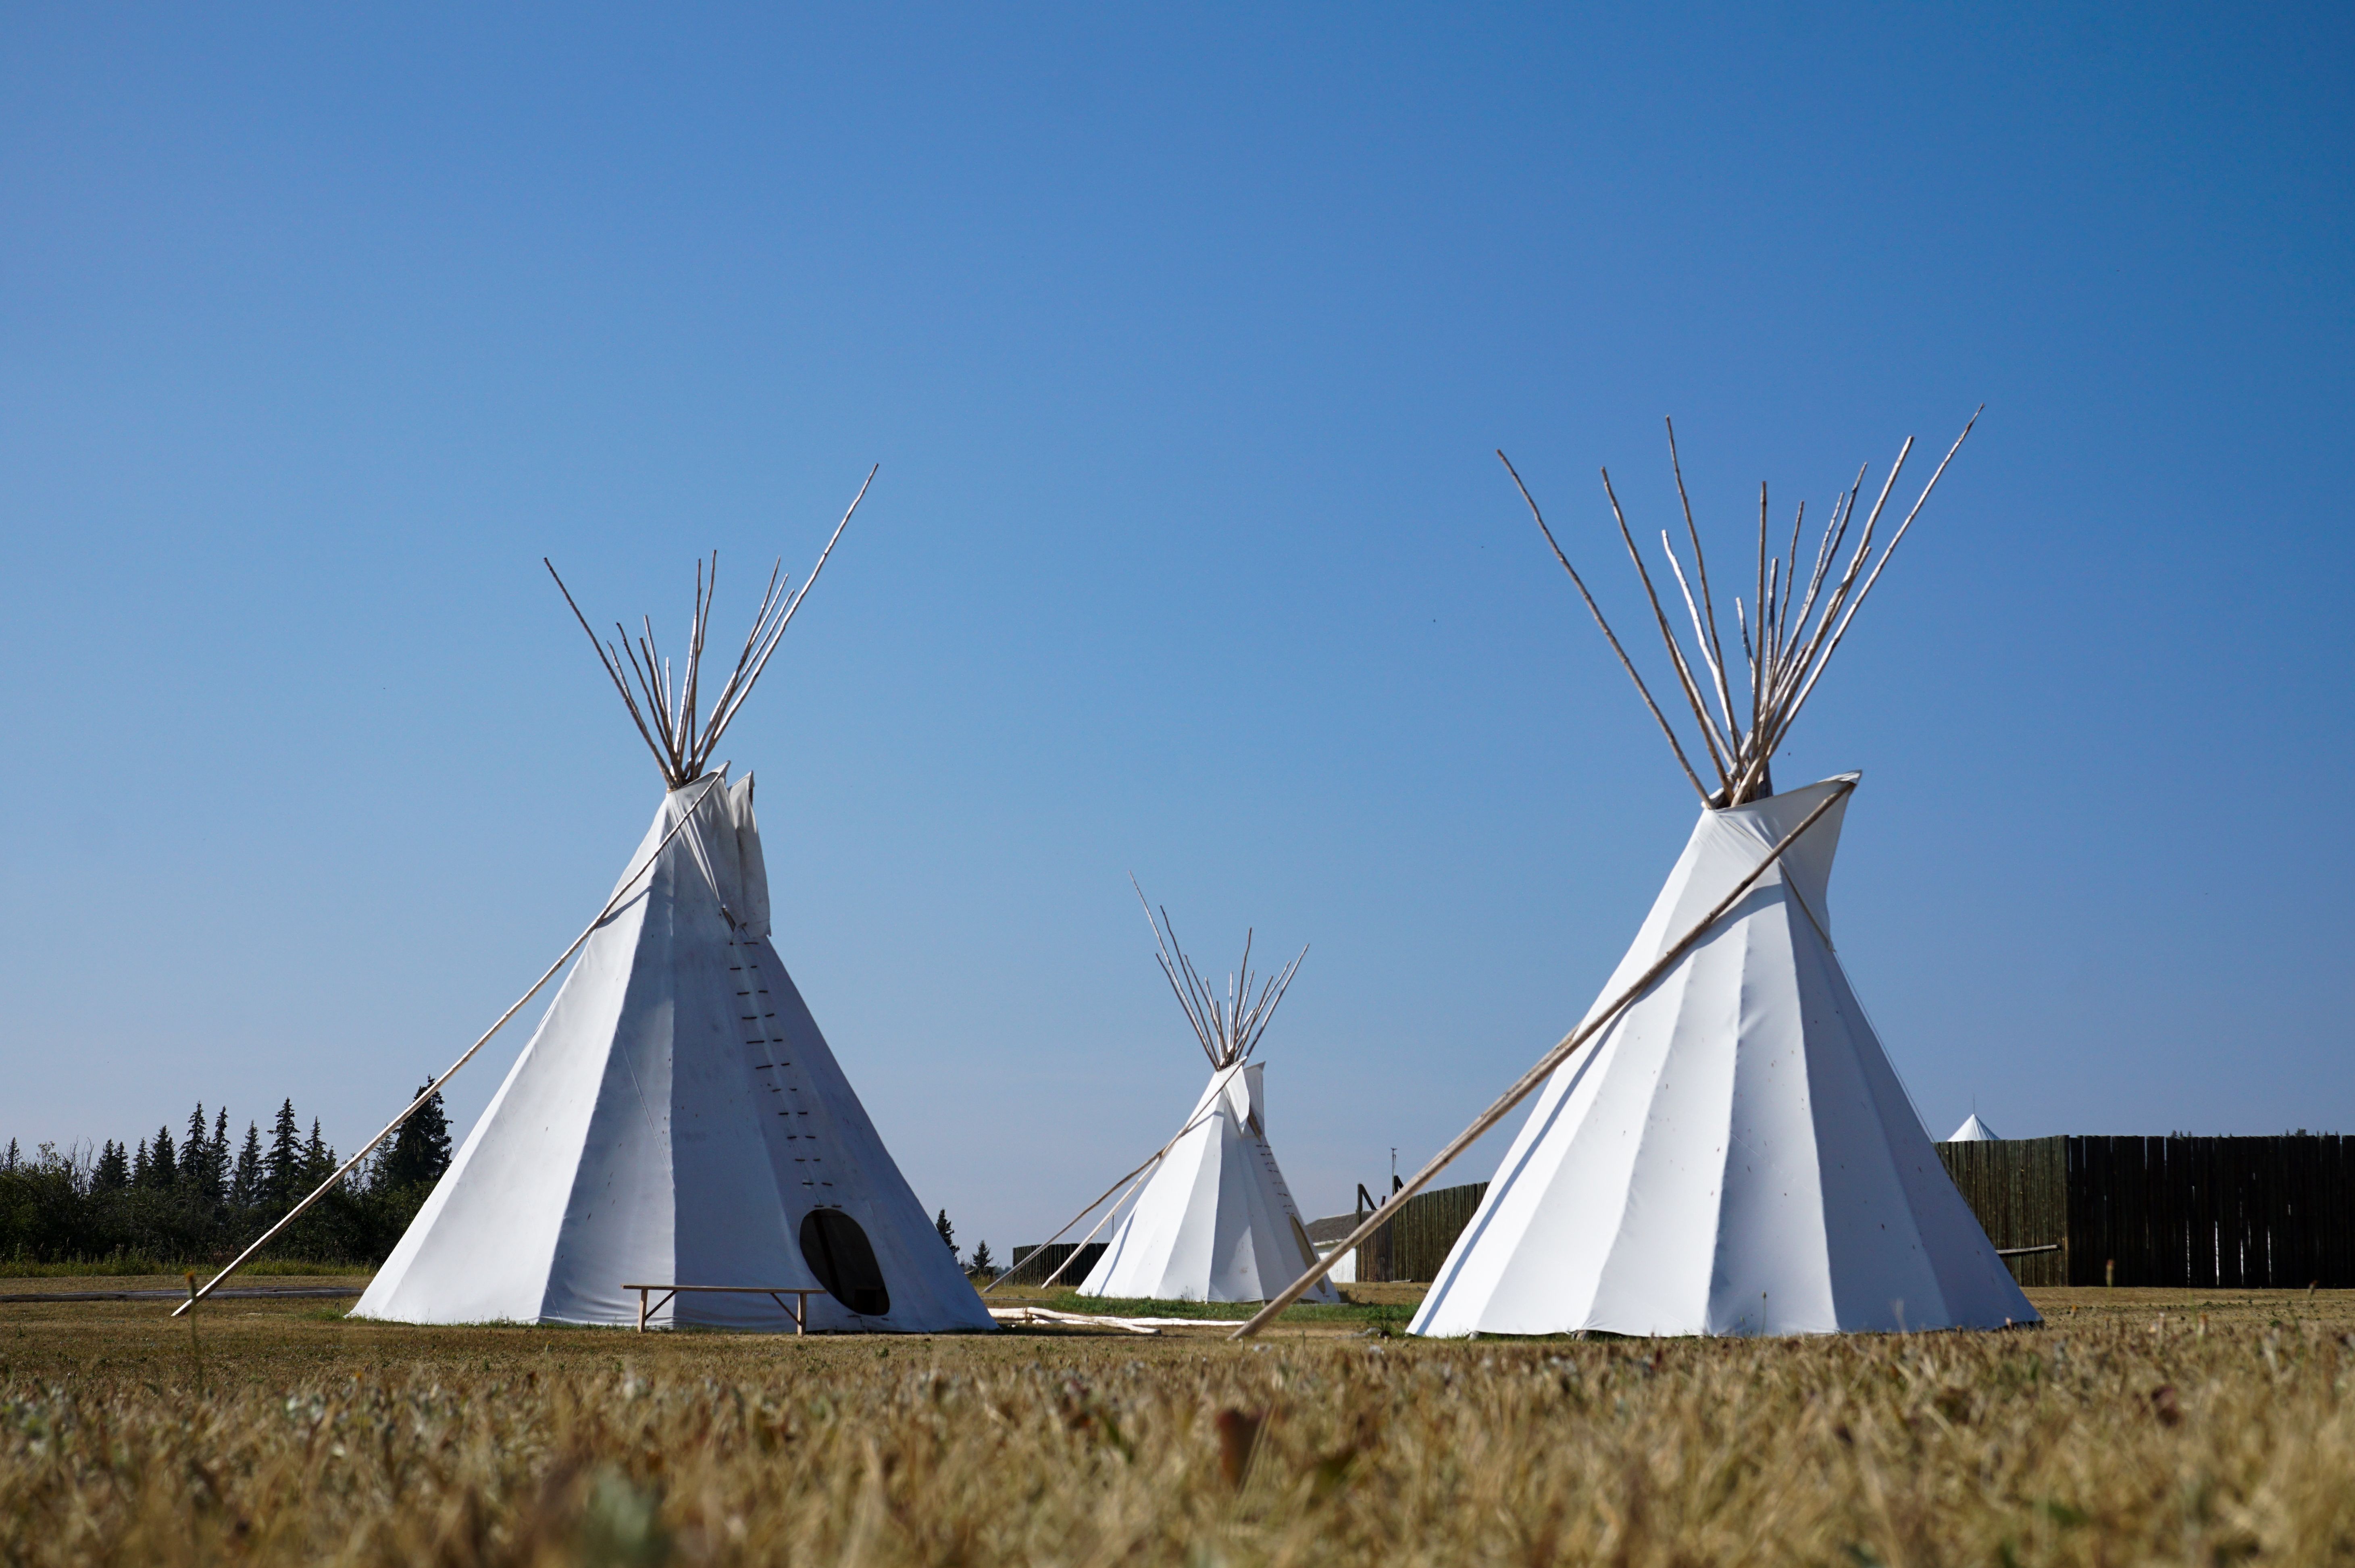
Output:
1077 891 1334 1304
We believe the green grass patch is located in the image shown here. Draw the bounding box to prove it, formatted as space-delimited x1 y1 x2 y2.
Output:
1037 1290 1414 1325
0 1257 376 1279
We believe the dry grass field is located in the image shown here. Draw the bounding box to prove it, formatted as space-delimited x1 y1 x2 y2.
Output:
5 1276 2353 1566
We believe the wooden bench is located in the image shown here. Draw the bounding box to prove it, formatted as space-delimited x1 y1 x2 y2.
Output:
623 1284 825 1333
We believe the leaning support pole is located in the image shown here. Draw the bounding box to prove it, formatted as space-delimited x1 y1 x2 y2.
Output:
983 1061 1247 1296
174 776 726 1317
1229 779 1855 1340
1023 1160 1156 1293
982 1148 1170 1296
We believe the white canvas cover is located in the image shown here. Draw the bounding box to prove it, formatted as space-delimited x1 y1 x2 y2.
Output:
1079 1062 1336 1304
1412 776 2036 1337
354 774 993 1332
1945 1113 2001 1143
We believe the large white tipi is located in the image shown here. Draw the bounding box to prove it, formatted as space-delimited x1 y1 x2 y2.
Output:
356 492 993 1333
1411 422 2034 1338
1074 897 1334 1304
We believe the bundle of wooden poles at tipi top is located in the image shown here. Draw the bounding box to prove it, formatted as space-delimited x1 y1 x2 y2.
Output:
1136 877 1307 1073
545 466 875 789
1501 413 1976 808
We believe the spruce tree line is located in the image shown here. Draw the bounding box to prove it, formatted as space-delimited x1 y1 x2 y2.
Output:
0 1085 453 1267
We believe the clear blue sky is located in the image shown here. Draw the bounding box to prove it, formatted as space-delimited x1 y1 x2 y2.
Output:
4 4 2348 1257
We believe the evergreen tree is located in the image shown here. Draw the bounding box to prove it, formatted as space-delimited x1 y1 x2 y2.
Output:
207 1107 230 1201
968 1240 994 1277
181 1104 212 1198
2 1139 15 1172
231 1122 263 1207
265 1100 302 1207
379 1082 453 1191
935 1209 956 1254
304 1118 334 1184
131 1138 150 1186
93 1140 130 1193
144 1123 177 1189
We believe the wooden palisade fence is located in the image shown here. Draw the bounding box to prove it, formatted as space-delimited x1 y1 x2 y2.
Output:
1353 1182 1490 1284
1943 1136 2354 1289
1934 1138 2072 1286
1003 1242 1108 1287
1935 1135 2354 1290
1339 1140 2350 1290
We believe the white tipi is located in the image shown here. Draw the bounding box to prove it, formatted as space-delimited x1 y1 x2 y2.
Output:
357 491 993 1333
1412 422 2034 1337
1076 896 1334 1304
1945 1113 2001 1143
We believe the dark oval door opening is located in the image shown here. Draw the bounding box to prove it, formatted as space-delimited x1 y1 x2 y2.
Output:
798 1208 891 1317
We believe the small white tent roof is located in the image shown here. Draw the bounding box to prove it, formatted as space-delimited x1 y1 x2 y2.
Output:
1945 1113 2001 1143
1411 778 2035 1337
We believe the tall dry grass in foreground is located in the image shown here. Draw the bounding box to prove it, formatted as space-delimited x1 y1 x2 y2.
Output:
3 1290 2353 1565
